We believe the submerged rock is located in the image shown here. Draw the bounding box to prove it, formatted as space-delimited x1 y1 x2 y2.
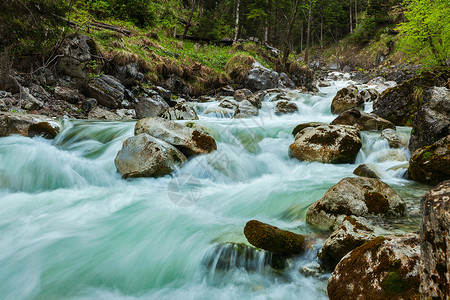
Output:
114 133 187 179
331 109 395 131
244 220 305 255
289 125 362 164
275 101 298 115
328 234 421 300
135 117 217 157
318 216 377 271
306 177 407 231
0 111 60 139
353 163 381 179
291 122 327 136
408 135 450 185
331 85 364 114
420 180 450 299
233 100 258 118
161 103 199 120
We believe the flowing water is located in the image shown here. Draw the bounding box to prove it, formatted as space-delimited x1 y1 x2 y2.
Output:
0 75 430 299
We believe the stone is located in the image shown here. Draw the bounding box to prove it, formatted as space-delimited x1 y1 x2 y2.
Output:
0 111 60 139
246 66 280 91
219 99 239 110
82 98 97 111
328 234 421 300
244 220 305 255
85 74 125 108
154 86 172 102
234 88 253 101
408 135 450 185
114 133 187 179
161 103 199 120
116 62 144 86
275 101 298 115
134 117 217 157
318 81 331 87
292 122 327 136
18 87 44 111
381 128 405 148
318 216 377 271
115 109 136 120
359 88 380 102
306 177 407 231
279 72 296 89
247 91 266 109
331 85 364 114
331 109 396 131
135 95 169 119
420 180 450 299
353 164 381 179
289 125 362 164
409 87 450 152
54 86 80 104
233 100 258 118
87 107 120 120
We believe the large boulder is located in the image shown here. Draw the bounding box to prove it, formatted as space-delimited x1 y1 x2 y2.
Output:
306 177 407 231
219 99 239 110
328 234 421 300
114 133 187 179
87 107 121 120
233 100 259 118
161 103 199 120
54 86 80 104
85 74 125 108
134 117 217 157
115 62 144 86
420 180 450 299
373 71 449 126
318 216 377 271
289 125 362 164
244 220 305 255
331 85 364 114
234 88 253 101
409 87 450 152
246 66 280 91
408 135 450 185
331 109 395 131
135 95 170 119
57 34 101 79
275 101 298 115
291 122 327 136
359 88 380 103
0 111 60 139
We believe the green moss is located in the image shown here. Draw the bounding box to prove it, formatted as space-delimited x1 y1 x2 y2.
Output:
364 192 390 215
422 151 433 160
382 271 408 295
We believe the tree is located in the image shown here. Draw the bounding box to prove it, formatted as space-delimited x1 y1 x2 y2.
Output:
398 0 449 67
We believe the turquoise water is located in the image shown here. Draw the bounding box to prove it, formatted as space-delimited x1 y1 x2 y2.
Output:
0 78 429 299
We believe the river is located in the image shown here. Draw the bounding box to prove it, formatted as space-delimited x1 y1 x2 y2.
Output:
0 74 429 299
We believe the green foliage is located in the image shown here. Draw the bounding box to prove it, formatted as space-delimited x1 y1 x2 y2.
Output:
398 0 450 67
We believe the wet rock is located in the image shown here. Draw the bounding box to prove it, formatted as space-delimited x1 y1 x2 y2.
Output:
87 107 120 120
373 71 449 126
246 66 280 91
57 34 101 79
367 76 397 92
331 109 396 131
244 220 305 255
408 135 450 185
381 128 405 148
135 95 169 119
115 109 136 120
114 133 187 179
154 86 172 102
197 95 215 103
85 74 125 108
409 87 450 152
359 88 380 102
289 125 362 164
275 101 298 115
219 99 239 110
318 216 377 271
318 81 331 87
204 106 234 117
279 72 295 89
234 88 253 101
353 164 381 179
161 103 198 120
0 111 60 139
292 122 327 136
306 177 407 231
247 91 266 109
233 100 258 118
420 180 450 299
116 62 144 86
202 243 288 271
54 86 80 104
328 234 421 300
331 85 364 114
135 117 217 157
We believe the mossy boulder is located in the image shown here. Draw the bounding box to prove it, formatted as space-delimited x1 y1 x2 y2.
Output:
328 234 421 300
306 177 407 231
289 125 362 164
408 135 450 185
353 164 381 179
373 70 449 126
0 111 60 139
114 133 187 179
420 180 450 299
318 216 377 271
135 117 217 157
275 101 298 115
244 220 305 255
331 109 396 131
331 85 364 114
291 122 326 136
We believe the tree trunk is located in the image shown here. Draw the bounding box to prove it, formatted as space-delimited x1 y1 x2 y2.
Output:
304 0 313 63
355 0 358 25
182 0 197 41
300 22 303 53
282 0 300 71
349 0 353 33
320 14 323 49
233 0 240 43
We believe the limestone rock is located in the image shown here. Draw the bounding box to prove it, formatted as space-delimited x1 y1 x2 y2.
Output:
135 95 169 119
381 128 405 148
234 88 253 101
0 111 60 139
85 74 125 108
54 86 80 104
292 122 327 136
331 85 364 114
331 109 395 131
275 101 298 115
353 164 381 179
233 100 258 118
161 103 199 120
